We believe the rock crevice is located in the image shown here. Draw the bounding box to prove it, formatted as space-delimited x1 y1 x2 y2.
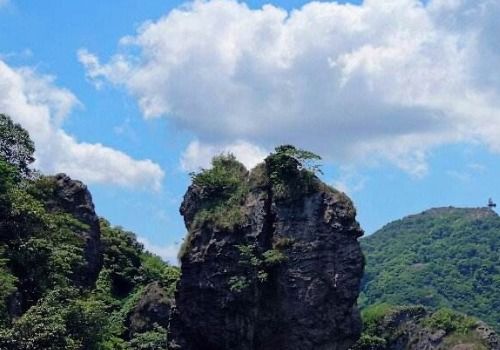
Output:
169 154 365 350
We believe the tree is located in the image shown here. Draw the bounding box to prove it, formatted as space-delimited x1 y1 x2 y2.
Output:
265 145 323 198
0 114 35 177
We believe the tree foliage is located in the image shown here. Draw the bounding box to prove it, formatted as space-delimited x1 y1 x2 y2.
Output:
0 114 180 348
0 114 35 177
189 154 249 230
265 145 322 199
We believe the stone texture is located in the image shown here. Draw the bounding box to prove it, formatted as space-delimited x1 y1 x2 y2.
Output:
127 282 172 337
45 173 102 287
169 162 365 350
358 306 500 350
476 322 500 350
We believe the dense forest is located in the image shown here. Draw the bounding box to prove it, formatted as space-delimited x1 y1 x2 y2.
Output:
0 113 180 349
360 207 500 330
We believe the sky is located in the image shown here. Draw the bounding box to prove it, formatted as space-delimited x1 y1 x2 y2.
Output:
1 0 499 263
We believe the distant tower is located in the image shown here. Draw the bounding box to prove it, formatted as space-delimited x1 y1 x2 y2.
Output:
488 198 496 208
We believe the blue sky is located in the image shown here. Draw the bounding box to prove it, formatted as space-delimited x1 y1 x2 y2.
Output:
1 0 499 262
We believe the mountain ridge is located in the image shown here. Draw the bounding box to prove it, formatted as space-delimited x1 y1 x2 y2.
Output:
361 205 500 330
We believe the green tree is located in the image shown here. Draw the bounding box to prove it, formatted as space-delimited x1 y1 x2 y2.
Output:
0 114 35 177
265 145 323 198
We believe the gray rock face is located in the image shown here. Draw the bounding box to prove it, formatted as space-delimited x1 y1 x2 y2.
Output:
169 161 365 350
46 173 102 287
476 323 500 350
127 282 172 337
354 306 500 350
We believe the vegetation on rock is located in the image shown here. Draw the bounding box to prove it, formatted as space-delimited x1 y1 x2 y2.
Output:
352 304 496 350
265 144 323 199
189 154 250 230
171 144 364 350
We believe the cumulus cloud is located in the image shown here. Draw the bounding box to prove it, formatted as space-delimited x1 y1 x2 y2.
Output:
180 139 267 171
137 236 180 265
80 0 500 175
0 60 164 190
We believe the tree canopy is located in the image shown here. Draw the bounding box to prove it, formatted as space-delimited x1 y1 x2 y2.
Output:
0 114 35 177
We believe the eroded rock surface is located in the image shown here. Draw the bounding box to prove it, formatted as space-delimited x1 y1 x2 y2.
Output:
45 173 102 287
169 153 365 350
127 282 172 337
352 306 499 350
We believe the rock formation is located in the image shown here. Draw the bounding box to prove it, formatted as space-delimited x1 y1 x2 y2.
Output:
353 306 499 350
169 148 365 350
127 282 172 337
45 173 102 287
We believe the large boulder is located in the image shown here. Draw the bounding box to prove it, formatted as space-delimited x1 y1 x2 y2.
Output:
169 152 364 350
45 173 102 287
126 282 172 337
352 306 499 350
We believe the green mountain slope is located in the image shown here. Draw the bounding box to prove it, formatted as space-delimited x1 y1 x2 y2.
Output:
0 113 180 349
360 207 500 330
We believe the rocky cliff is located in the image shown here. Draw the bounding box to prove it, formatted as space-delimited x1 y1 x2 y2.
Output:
44 173 103 287
126 281 172 338
353 305 499 350
169 147 365 350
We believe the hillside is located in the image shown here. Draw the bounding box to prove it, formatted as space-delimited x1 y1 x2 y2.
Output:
360 207 500 330
0 114 179 349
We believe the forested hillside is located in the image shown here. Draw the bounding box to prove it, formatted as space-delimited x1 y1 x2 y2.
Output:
0 113 179 349
360 207 500 330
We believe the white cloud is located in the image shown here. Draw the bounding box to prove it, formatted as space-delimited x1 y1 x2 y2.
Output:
138 236 181 265
0 60 164 190
446 169 471 182
467 162 486 173
0 0 9 8
180 139 267 171
80 0 500 176
332 167 367 195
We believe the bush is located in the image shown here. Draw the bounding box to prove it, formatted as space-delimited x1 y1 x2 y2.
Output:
265 145 322 199
262 249 287 265
100 219 143 297
423 308 477 335
351 334 387 350
0 288 107 350
190 154 249 229
140 252 180 297
128 326 168 349
361 303 395 331
228 276 250 293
